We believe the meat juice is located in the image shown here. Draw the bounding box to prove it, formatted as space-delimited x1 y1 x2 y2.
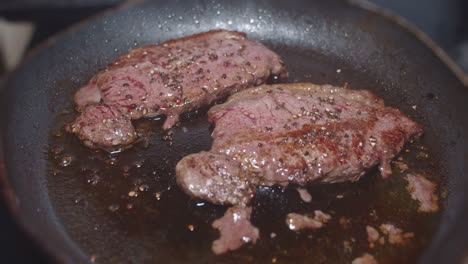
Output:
46 44 444 264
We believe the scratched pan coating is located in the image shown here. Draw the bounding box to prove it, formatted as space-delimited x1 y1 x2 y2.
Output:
1 0 468 263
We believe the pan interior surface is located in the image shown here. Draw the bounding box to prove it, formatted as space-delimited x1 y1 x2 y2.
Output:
2 0 468 263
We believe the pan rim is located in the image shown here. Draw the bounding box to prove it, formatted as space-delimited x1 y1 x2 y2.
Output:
0 3 142 264
0 1 466 263
347 0 467 87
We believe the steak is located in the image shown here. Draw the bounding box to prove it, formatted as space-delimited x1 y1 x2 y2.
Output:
176 83 423 205
66 105 136 149
67 30 285 149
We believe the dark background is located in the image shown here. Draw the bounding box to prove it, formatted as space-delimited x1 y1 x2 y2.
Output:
0 0 466 263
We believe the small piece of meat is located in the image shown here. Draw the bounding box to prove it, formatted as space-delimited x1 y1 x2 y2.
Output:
393 161 409 172
286 210 331 231
65 105 136 150
379 224 414 245
343 240 353 254
406 173 439 212
69 30 285 149
212 206 259 255
313 210 331 223
366 225 380 243
297 188 312 202
176 83 423 205
352 253 378 264
286 213 323 231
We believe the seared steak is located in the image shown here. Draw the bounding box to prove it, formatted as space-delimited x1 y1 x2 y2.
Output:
67 105 136 149
176 83 423 205
67 30 285 149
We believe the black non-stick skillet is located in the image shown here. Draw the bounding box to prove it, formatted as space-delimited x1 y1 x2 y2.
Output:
1 0 467 263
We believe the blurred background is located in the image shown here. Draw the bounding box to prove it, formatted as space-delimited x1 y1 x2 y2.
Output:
0 0 466 263
2 0 467 76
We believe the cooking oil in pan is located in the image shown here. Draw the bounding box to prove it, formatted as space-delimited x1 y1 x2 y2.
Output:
46 45 444 264
46 110 442 264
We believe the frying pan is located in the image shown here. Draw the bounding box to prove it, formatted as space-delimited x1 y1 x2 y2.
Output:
1 0 468 263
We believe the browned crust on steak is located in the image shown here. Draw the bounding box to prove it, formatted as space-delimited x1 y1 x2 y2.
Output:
68 30 285 150
160 29 247 47
212 83 384 111
176 83 423 205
